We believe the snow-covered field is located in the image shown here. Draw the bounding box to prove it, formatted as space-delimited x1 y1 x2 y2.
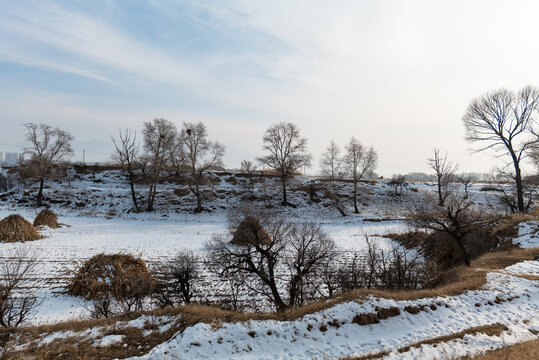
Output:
1 169 537 359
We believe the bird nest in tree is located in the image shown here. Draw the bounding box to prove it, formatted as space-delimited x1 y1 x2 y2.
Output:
33 209 60 229
67 253 153 300
231 216 272 246
0 214 42 243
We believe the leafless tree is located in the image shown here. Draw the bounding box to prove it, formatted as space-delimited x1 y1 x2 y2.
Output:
180 122 225 213
344 138 378 213
142 118 177 211
457 175 477 199
409 192 494 266
320 141 346 216
153 249 200 307
112 129 140 212
285 222 336 306
22 123 74 207
428 149 457 206
463 86 539 212
206 207 334 310
258 122 312 206
388 174 407 196
0 247 39 328
239 160 258 199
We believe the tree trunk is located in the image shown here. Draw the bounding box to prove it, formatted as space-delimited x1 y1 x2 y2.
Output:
146 182 155 212
437 176 444 206
514 162 524 212
195 182 202 213
37 177 44 207
128 173 138 212
281 178 288 206
454 237 471 267
353 181 359 213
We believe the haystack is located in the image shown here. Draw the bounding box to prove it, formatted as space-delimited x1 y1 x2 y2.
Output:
231 216 271 246
0 214 42 243
67 253 153 300
33 209 59 229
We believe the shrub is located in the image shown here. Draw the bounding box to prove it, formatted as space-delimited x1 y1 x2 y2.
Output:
67 253 153 311
33 209 59 229
0 214 42 243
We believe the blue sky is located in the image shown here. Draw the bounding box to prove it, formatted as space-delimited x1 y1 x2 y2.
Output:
1 0 539 175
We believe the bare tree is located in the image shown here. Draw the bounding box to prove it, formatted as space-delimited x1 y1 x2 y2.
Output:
153 249 200 307
285 222 336 306
142 119 177 212
180 122 225 213
457 174 477 199
23 123 74 207
409 192 494 266
463 86 539 212
428 149 457 206
388 174 407 196
112 129 140 212
239 160 258 199
0 247 39 328
344 138 378 213
258 122 312 206
320 141 346 216
206 207 334 310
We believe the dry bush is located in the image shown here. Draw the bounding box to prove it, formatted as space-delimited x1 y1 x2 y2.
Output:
33 209 59 229
0 215 42 243
67 253 153 309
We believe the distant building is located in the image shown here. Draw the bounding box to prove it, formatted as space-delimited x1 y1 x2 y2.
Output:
0 152 25 165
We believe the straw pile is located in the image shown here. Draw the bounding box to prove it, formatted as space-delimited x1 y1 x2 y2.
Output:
231 216 271 246
67 253 153 300
0 214 42 243
33 209 60 229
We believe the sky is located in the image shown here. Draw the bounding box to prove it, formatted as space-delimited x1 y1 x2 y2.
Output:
1 0 539 176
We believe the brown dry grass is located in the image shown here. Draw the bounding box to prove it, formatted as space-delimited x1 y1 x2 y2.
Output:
67 253 152 300
342 324 508 360
464 338 539 359
33 209 59 229
0 214 42 242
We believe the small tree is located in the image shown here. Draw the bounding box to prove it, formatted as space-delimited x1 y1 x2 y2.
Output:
154 249 200 307
344 138 378 213
180 122 225 213
320 140 346 216
409 192 493 267
23 123 74 207
142 119 177 212
428 149 457 206
239 160 258 199
388 174 407 196
112 129 140 212
0 247 39 328
463 86 539 212
258 122 312 206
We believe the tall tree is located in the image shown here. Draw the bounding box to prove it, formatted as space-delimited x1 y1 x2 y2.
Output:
320 140 346 216
463 86 539 212
181 122 225 213
344 138 378 213
23 123 74 207
142 118 177 212
258 122 312 206
428 149 457 206
112 129 140 212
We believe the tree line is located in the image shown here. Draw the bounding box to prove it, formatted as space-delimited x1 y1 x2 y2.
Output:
13 85 539 215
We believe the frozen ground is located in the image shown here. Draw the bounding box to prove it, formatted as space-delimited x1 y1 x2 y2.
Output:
0 206 409 325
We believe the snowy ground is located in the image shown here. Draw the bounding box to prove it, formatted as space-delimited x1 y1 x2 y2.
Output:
128 267 538 360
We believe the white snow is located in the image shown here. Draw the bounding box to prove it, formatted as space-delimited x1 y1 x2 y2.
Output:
127 261 539 360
